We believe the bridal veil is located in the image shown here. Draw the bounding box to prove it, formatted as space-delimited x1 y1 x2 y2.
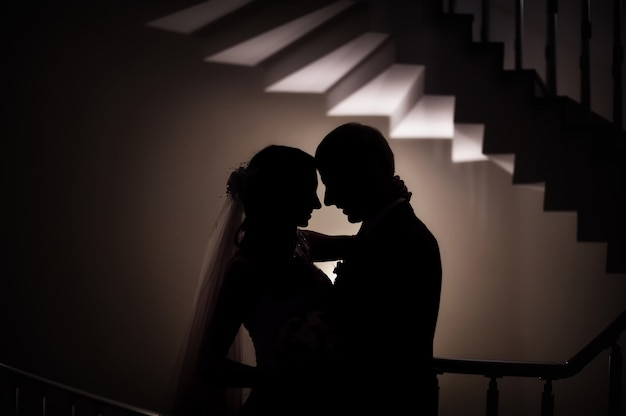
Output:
168 192 246 415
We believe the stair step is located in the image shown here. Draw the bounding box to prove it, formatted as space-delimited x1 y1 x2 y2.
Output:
204 0 356 66
488 154 516 175
606 241 626 274
576 163 621 241
605 162 626 273
145 0 254 34
499 69 540 105
266 32 389 93
266 31 397 109
328 63 425 128
543 111 619 207
451 124 489 163
543 135 586 212
390 95 455 139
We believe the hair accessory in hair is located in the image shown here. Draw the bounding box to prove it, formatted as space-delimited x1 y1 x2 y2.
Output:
392 175 412 201
226 164 248 201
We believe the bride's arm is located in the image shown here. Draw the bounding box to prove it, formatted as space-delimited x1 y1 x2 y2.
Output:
300 229 356 262
200 261 261 388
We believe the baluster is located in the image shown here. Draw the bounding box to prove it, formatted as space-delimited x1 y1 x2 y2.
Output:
514 0 524 70
545 0 558 95
486 377 499 416
13 378 17 416
448 0 457 14
14 388 18 416
16 377 44 416
72 395 98 416
608 343 623 416
39 383 45 416
580 0 591 121
481 0 491 42
541 379 554 416
613 0 624 134
434 375 440 416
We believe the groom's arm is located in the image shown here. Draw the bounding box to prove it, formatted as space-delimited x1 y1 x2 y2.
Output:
299 229 355 262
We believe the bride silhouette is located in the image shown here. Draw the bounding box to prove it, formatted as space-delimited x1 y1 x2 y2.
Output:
169 145 350 416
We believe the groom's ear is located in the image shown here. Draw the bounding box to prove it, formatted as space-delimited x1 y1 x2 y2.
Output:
357 155 385 178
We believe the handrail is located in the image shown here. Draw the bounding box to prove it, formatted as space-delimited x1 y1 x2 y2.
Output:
434 308 626 380
2 307 624 415
0 362 161 416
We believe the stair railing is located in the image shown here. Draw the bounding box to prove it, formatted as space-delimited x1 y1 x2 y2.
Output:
433 308 626 416
2 308 623 416
0 363 161 416
441 0 624 133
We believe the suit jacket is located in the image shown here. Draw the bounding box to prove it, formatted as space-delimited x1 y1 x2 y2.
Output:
329 198 442 413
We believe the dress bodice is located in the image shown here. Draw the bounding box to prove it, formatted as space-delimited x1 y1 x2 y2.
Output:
240 256 332 370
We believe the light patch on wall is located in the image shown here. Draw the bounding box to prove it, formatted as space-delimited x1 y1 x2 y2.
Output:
146 0 254 34
205 1 354 66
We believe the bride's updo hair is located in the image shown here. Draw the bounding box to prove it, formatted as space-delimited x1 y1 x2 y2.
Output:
227 145 316 243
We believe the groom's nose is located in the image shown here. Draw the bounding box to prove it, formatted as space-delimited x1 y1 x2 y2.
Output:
323 188 337 207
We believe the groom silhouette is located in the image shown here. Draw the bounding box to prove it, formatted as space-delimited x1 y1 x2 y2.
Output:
314 122 442 415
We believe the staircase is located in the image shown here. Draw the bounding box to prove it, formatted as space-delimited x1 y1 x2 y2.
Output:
146 0 626 273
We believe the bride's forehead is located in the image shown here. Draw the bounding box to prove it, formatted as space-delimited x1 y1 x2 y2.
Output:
279 166 317 185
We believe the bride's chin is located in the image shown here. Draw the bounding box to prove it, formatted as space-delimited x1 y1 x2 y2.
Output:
297 215 312 227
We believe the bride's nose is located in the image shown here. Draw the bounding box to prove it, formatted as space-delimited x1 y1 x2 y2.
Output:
312 194 322 209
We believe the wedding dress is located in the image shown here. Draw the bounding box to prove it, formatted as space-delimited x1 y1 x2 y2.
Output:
168 193 335 416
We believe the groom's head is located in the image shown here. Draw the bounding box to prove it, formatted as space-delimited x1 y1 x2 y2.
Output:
315 122 396 223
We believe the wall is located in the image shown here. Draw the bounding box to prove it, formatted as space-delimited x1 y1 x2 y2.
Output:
2 1 625 414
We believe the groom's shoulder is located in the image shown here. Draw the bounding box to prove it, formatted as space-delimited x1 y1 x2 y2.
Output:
394 207 440 249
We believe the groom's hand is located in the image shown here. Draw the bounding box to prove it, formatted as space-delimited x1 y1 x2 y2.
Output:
298 229 355 262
